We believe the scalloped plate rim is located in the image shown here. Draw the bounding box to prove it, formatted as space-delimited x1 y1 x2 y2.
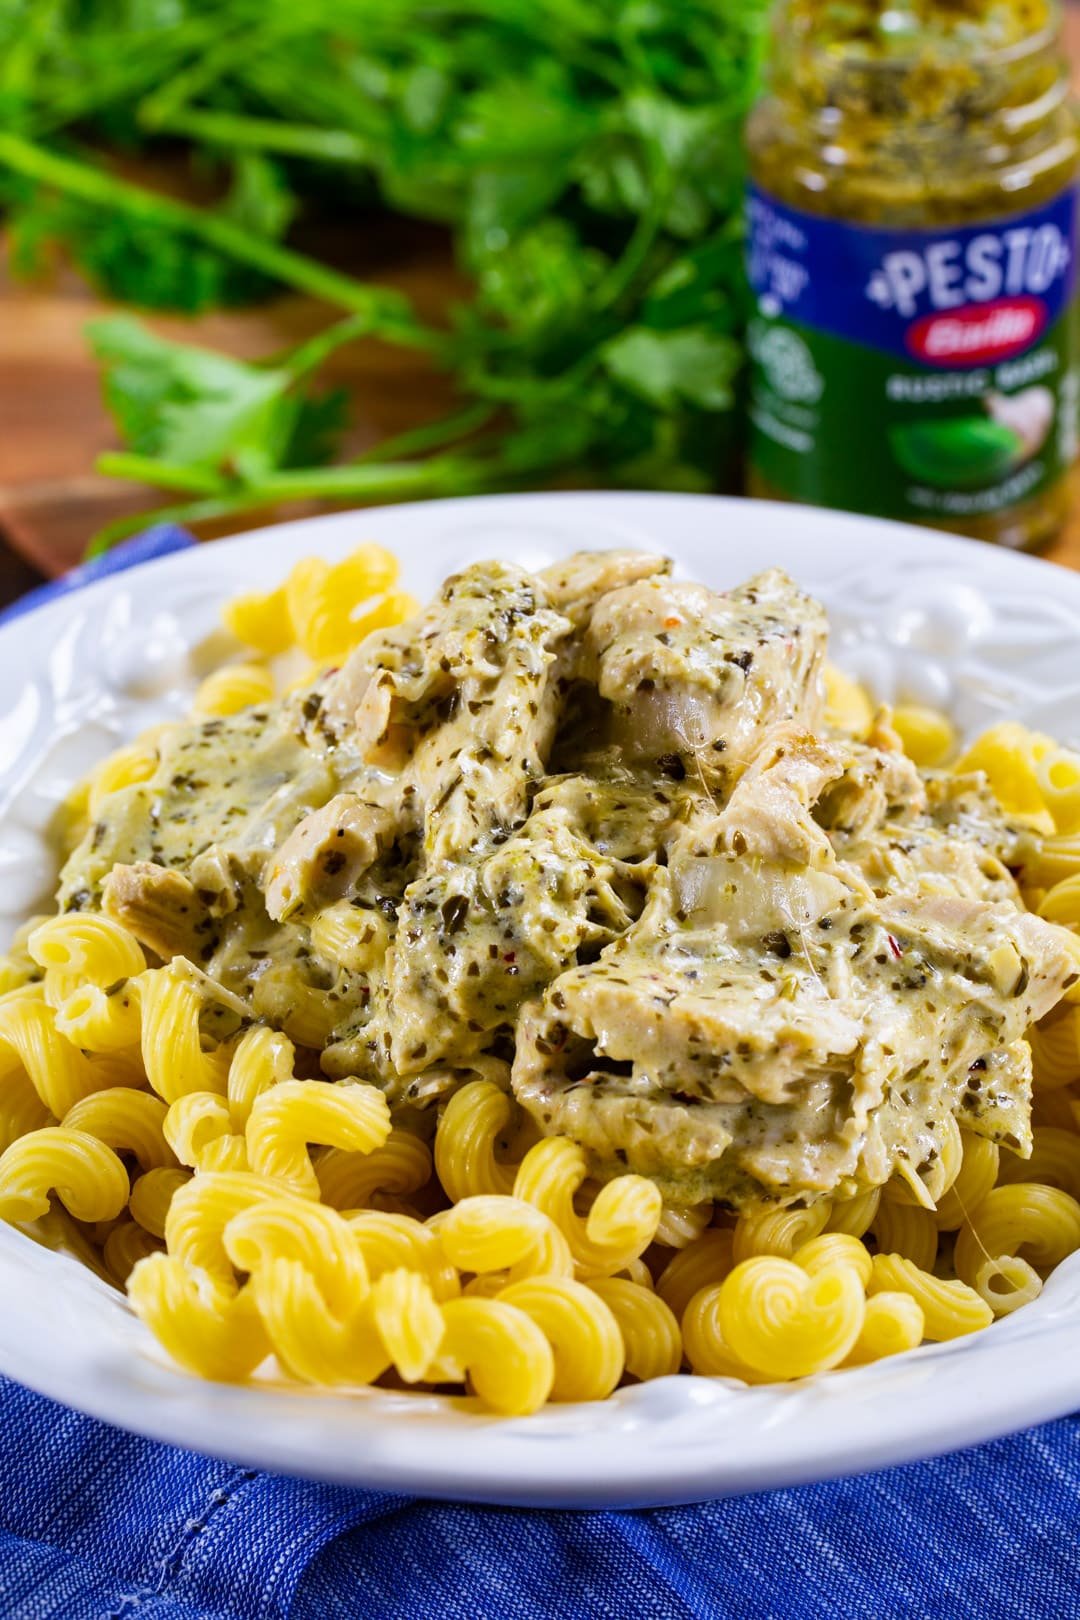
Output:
2 489 1080 1506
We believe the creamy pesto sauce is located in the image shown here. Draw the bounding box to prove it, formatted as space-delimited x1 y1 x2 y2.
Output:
60 554 1078 1210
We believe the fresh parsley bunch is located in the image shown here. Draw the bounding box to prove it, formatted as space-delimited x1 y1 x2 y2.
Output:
0 0 771 550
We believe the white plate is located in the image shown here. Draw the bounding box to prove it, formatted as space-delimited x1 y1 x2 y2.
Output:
2 491 1080 1508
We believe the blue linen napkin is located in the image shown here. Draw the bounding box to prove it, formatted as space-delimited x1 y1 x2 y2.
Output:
1 1376 1079 1620
2 529 1079 1620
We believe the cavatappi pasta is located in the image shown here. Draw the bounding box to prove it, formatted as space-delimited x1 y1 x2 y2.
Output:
4 556 1080 1416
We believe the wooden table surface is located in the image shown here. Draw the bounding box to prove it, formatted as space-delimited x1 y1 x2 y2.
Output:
5 15 1080 608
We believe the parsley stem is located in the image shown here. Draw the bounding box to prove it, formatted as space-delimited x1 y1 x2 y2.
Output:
142 108 374 167
95 455 228 496
0 132 438 345
352 403 497 464
89 453 500 554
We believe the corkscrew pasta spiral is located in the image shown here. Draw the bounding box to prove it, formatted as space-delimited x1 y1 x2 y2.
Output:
85 732 167 819
933 1133 1001 1230
498 1277 625 1401
586 1277 682 1382
845 1292 925 1366
868 1255 992 1340
953 1183 1080 1286
717 1257 866 1379
0 990 103 1116
192 663 276 719
0 1127 130 1225
317 1128 432 1212
869 1201 938 1272
513 1137 662 1277
998 1126 1080 1200
681 1285 768 1383
245 1079 391 1198
127 1255 270 1382
349 1210 460 1300
63 1088 177 1172
438 1297 555 1415
165 1024 296 1173
138 966 232 1104
656 1229 735 1323
129 1166 192 1237
732 1200 832 1263
434 1079 518 1201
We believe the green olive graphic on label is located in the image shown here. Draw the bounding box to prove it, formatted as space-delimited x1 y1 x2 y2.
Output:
890 389 1055 491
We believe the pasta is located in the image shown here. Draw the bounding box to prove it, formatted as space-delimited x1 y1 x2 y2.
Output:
138 966 232 1105
0 917 47 997
656 1229 735 1322
316 1128 433 1212
952 1183 1080 1286
953 722 1056 830
1036 747 1080 835
437 1298 554 1416
7 552 1080 1419
63 1089 177 1172
826 1187 881 1238
512 1137 662 1278
0 989 103 1115
867 1255 993 1341
997 1126 1080 1200
433 1078 518 1202
868 1201 939 1273
732 1200 831 1263
587 1277 682 1382
891 704 956 769
973 1255 1043 1318
716 1257 865 1379
127 1256 270 1382
498 1277 625 1401
192 663 276 719
882 1113 963 1209
682 1285 769 1383
0 1128 130 1225
86 734 164 819
794 1233 874 1288
103 1219 163 1286
129 1167 192 1237
823 663 873 738
844 1292 925 1366
1028 1006 1080 1090
933 1134 1000 1231
654 1201 715 1250
227 543 412 664
244 1079 391 1197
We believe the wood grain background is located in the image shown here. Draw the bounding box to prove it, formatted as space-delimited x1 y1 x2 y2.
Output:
3 11 1080 605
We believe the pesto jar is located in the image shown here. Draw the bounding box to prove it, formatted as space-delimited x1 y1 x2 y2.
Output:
746 0 1080 550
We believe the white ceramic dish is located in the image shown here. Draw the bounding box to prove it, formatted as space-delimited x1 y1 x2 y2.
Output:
2 491 1080 1508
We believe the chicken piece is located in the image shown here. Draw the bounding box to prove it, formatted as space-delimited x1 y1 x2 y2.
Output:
539 549 671 630
265 795 398 921
351 775 660 1092
957 1040 1033 1153
584 568 827 787
60 696 342 913
513 722 1079 1207
100 862 214 963
318 561 571 864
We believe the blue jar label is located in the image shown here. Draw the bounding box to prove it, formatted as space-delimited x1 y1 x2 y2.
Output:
746 184 1080 523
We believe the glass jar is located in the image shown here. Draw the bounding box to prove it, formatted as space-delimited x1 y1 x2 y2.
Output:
745 0 1080 550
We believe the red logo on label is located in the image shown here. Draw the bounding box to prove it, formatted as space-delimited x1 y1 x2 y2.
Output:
906 297 1049 367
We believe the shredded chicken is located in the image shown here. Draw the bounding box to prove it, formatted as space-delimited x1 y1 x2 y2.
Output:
59 551 1079 1211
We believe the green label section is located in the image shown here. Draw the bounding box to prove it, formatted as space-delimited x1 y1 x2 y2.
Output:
748 311 1078 522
